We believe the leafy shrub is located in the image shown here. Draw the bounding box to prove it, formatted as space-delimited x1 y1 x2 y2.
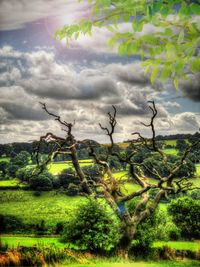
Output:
58 168 79 188
32 191 42 197
168 196 200 239
190 189 200 200
0 245 73 266
62 199 121 253
16 167 34 182
66 183 79 196
0 214 24 233
55 222 64 234
127 197 180 253
29 171 54 191
142 154 195 179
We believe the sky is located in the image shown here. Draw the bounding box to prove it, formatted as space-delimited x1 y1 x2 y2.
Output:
0 0 199 144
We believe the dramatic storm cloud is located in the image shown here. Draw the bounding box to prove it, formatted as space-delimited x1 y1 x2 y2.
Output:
0 1 199 143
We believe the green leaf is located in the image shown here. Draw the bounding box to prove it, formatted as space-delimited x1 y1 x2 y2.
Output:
165 28 173 36
174 60 185 75
160 66 171 83
106 25 115 32
189 57 200 73
132 20 144 32
122 13 130 22
127 42 140 55
153 2 162 13
151 67 159 84
166 43 176 60
98 0 111 7
118 42 127 56
190 3 200 15
108 36 116 48
178 30 185 44
174 77 179 90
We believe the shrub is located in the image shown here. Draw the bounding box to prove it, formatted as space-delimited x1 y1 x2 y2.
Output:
55 222 64 234
127 197 180 254
0 214 24 233
16 167 34 182
58 168 80 188
168 196 200 239
190 189 200 200
32 191 42 197
29 171 54 191
62 199 121 253
66 183 79 196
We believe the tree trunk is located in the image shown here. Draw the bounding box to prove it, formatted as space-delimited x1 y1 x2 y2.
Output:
70 146 92 194
117 223 136 259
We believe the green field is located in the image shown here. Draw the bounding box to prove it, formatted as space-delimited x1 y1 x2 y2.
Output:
47 160 93 174
0 236 65 249
154 241 200 251
0 157 9 162
163 149 178 155
2 236 199 252
196 164 200 177
164 140 177 146
1 237 200 266
0 190 85 227
0 179 19 187
67 262 200 267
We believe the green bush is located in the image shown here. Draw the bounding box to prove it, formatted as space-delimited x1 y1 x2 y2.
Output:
62 199 121 253
66 183 79 196
29 171 54 191
168 196 200 239
16 167 34 182
126 197 180 254
0 214 24 233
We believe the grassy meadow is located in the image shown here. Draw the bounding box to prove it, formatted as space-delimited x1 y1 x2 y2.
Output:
0 138 199 266
0 190 86 227
66 261 200 267
1 236 199 252
47 159 93 174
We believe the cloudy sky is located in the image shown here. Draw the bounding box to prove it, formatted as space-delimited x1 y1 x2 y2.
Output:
0 0 199 144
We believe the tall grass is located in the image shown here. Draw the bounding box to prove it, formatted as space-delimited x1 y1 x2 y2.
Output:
0 241 88 266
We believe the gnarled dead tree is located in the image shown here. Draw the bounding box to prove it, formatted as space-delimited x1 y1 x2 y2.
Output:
35 101 199 258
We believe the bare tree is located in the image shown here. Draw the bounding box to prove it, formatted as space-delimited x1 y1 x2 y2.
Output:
35 101 199 258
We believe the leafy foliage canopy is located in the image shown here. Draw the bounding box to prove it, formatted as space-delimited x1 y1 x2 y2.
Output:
55 0 200 89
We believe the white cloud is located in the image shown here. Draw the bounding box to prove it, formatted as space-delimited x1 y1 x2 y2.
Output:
0 0 89 30
0 46 199 143
171 112 200 132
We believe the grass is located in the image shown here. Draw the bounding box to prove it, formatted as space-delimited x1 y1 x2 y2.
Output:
0 190 86 227
1 238 200 251
196 164 200 177
0 236 66 249
66 261 200 267
47 160 93 174
0 179 20 187
0 157 9 162
2 237 199 251
154 241 200 251
164 140 177 146
1 237 199 267
163 149 178 155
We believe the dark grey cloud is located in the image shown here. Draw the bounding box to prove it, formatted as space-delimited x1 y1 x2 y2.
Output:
0 102 48 121
0 46 199 143
106 63 149 85
181 73 200 102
